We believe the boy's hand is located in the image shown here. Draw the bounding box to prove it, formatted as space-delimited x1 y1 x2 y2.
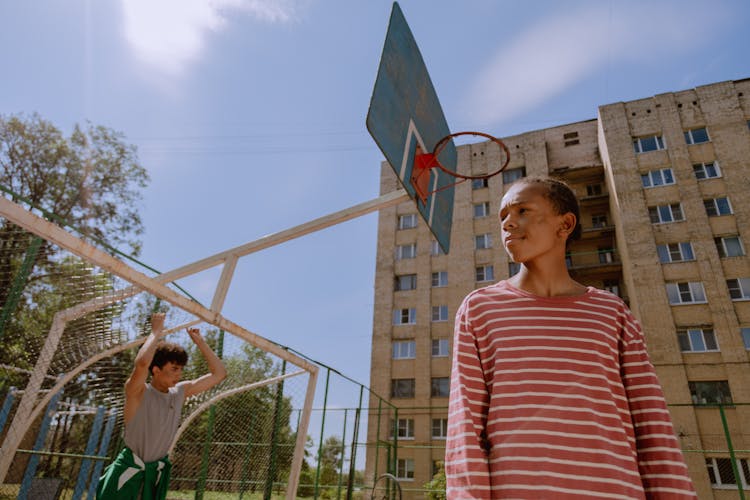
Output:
186 327 203 344
151 313 166 336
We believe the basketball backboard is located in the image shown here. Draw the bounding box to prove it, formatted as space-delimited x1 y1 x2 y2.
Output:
366 2 456 254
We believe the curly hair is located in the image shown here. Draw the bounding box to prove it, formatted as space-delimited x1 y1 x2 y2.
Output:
513 176 582 242
149 342 188 375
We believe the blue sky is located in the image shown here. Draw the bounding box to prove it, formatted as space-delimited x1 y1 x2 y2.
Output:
1 0 749 410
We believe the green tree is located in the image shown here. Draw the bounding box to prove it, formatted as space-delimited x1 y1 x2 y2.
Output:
0 113 148 254
424 461 446 500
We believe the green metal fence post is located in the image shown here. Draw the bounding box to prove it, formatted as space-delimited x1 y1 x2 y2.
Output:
718 403 745 500
264 359 287 500
391 407 398 477
0 236 42 340
373 398 383 485
346 385 364 500
314 368 332 499
195 406 216 500
195 329 224 500
336 408 348 499
238 411 257 499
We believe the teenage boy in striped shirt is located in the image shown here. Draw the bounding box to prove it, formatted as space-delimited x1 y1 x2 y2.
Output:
446 177 696 498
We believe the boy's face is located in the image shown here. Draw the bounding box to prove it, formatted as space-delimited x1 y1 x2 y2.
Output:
151 361 184 388
499 182 572 264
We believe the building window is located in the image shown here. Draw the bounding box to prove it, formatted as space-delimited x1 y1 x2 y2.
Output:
431 240 446 256
716 236 745 258
395 243 417 260
677 328 718 352
705 197 733 217
591 214 608 228
502 167 526 184
395 274 417 291
472 178 489 190
684 127 710 145
586 184 603 196
473 202 491 218
392 340 416 359
689 380 732 405
598 248 616 264
727 278 750 300
648 203 684 223
666 282 707 305
431 305 449 322
564 131 579 147
431 271 448 287
431 377 450 397
396 458 415 480
657 242 695 263
633 135 666 153
641 168 675 188
432 418 448 439
706 457 750 489
476 265 494 282
398 214 418 230
741 328 750 350
693 161 721 180
391 418 415 439
475 233 492 250
391 379 415 398
393 308 416 325
603 280 620 297
432 338 449 357
508 262 521 276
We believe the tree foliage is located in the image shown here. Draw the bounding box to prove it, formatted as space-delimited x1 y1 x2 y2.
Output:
0 112 149 254
424 461 447 500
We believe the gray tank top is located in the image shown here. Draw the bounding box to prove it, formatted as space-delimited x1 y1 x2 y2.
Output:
124 383 185 462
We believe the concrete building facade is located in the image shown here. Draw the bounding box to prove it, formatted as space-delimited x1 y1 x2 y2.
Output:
367 78 750 498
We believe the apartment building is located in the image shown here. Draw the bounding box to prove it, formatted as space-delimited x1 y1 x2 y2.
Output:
367 78 750 498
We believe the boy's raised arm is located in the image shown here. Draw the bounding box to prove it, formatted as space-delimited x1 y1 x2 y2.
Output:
124 313 166 422
180 327 227 398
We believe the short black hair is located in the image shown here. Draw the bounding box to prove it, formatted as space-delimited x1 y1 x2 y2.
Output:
514 176 582 242
149 342 188 375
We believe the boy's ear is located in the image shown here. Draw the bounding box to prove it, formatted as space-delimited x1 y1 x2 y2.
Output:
559 213 577 237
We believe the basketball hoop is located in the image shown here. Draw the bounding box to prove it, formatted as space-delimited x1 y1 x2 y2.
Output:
410 131 510 204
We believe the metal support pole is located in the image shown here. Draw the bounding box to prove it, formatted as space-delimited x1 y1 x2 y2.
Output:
0 388 15 435
718 404 745 500
314 368 332 499
72 406 106 499
373 398 383 484
195 406 217 500
195 330 224 500
87 409 118 499
345 386 364 500
17 389 62 500
238 412 257 499
336 408 348 499
264 360 287 500
0 236 42 341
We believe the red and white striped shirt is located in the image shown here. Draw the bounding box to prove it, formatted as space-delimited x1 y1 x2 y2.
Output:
446 281 696 499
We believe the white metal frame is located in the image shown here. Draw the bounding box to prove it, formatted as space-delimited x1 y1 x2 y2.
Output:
0 189 409 497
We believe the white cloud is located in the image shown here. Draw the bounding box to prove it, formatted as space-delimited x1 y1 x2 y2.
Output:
121 0 297 79
462 2 729 128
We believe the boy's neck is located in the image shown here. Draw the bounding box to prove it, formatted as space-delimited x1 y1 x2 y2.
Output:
150 379 170 393
509 263 586 298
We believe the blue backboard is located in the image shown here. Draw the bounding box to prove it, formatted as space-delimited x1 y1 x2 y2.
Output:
367 2 456 254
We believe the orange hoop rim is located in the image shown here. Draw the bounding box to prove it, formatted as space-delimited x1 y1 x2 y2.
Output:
431 131 510 180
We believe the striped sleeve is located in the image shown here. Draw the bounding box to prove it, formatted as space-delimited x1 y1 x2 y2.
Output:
446 294 491 498
619 308 697 498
